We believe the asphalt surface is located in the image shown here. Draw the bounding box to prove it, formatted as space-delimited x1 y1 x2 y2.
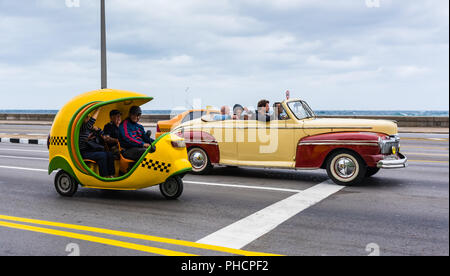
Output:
0 132 448 256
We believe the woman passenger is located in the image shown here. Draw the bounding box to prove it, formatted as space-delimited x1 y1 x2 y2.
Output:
79 107 116 178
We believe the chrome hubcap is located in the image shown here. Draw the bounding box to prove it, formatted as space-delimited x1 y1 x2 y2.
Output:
190 151 206 169
334 157 356 179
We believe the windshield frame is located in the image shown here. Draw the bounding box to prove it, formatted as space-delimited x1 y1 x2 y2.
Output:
287 100 316 120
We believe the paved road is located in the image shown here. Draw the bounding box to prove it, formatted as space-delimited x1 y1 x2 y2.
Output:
0 133 448 256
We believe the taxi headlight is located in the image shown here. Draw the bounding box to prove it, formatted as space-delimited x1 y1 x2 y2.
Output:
171 140 186 148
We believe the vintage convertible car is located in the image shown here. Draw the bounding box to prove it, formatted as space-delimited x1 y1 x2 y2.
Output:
172 99 407 186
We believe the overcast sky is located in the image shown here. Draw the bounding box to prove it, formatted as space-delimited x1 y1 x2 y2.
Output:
0 0 448 111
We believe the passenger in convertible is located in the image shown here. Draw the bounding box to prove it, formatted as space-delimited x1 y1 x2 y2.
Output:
255 99 271 122
119 106 155 161
272 102 288 120
233 104 251 120
213 106 234 121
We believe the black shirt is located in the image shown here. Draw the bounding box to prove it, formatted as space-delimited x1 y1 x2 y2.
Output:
255 112 271 122
103 122 120 139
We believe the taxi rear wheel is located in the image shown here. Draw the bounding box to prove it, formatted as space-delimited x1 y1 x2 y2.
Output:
187 147 212 175
160 176 183 200
54 170 78 197
326 150 367 186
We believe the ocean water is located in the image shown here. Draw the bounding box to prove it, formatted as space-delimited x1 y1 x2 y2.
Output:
0 109 448 117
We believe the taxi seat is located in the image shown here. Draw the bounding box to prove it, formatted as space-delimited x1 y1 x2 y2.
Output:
84 159 99 175
117 143 135 174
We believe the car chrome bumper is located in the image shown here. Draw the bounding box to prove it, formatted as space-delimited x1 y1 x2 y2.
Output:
377 153 408 169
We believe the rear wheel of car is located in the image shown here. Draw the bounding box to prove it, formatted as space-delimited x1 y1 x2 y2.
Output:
365 167 381 177
187 147 212 175
54 170 78 197
160 176 183 200
326 150 367 186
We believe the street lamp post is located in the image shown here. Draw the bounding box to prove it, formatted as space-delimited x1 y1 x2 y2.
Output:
100 0 107 89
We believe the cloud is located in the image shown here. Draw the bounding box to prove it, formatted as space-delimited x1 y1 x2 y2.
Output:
0 0 448 110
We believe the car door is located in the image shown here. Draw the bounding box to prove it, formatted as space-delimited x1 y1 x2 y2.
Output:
237 117 295 168
209 119 239 165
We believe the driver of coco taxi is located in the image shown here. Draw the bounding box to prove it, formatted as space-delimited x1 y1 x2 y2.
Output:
119 106 155 162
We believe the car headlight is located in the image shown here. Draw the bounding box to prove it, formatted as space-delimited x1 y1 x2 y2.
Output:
378 135 400 155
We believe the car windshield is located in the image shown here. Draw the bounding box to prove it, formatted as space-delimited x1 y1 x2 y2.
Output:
287 101 315 120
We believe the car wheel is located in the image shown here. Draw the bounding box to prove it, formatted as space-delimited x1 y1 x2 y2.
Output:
160 176 183 200
365 167 381 177
326 150 367 186
187 147 212 175
54 170 78 197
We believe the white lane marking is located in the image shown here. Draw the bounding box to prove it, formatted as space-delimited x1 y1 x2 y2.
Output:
0 165 47 172
0 148 48 153
185 180 303 193
402 152 449 157
0 165 307 194
196 181 344 249
0 155 48 161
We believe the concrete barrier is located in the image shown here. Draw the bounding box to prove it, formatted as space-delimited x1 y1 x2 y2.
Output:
318 116 449 128
0 113 448 128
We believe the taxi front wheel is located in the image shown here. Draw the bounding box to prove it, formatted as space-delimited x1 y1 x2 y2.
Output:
160 176 183 200
54 170 78 197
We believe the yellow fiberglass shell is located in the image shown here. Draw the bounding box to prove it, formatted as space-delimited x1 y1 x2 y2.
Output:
48 89 192 190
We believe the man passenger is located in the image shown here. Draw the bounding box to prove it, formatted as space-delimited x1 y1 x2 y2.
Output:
272 102 288 120
213 106 234 121
119 106 155 161
255 99 271 122
103 109 122 159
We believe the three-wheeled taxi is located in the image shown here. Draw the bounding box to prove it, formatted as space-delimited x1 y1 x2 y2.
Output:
48 89 192 199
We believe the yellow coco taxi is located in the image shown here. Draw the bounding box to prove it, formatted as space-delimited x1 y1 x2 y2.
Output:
48 89 192 199
173 99 407 186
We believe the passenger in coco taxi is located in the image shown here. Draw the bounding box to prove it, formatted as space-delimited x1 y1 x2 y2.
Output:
79 107 115 178
119 106 156 162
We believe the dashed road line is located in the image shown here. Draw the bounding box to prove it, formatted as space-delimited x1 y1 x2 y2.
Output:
0 148 48 153
0 155 48 161
185 180 303 193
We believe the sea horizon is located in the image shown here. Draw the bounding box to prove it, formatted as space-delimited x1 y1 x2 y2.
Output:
0 109 448 117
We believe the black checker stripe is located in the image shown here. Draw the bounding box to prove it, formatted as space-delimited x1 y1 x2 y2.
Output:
141 158 171 173
49 136 68 146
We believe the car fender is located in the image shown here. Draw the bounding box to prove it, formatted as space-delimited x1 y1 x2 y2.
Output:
176 130 220 164
295 132 384 168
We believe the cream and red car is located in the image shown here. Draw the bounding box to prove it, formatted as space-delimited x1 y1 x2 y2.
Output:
156 109 220 139
172 99 407 186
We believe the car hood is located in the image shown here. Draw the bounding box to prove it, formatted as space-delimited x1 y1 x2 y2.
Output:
302 118 398 136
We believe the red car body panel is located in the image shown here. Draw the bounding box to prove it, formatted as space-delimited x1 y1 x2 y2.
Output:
176 131 221 164
296 132 386 168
